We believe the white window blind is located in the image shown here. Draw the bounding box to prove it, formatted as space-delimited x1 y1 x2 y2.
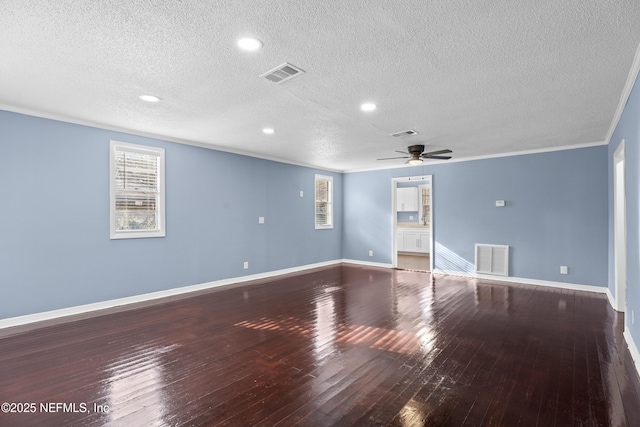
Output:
315 174 333 229
110 141 165 239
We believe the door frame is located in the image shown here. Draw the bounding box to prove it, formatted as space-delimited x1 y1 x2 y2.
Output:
392 175 433 270
613 140 627 316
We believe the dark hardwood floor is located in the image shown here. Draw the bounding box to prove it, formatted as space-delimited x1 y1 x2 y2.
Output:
1 264 639 426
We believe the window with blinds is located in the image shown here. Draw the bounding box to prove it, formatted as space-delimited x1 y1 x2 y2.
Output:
110 141 165 239
315 174 333 229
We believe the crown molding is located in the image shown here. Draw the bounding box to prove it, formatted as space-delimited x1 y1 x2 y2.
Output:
0 104 342 174
605 41 640 145
344 140 607 173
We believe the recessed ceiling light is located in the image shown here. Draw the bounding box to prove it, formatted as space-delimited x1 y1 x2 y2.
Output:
237 37 263 51
262 128 275 134
360 102 377 112
139 95 161 103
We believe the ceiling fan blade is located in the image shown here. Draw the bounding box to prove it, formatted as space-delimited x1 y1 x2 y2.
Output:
422 149 452 157
377 156 410 160
394 150 409 155
423 155 452 160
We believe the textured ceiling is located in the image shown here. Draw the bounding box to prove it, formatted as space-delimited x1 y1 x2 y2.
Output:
1 0 639 171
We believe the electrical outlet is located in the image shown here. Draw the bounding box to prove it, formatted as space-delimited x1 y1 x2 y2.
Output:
409 215 414 220
259 217 264 224
369 250 373 257
243 261 249 269
300 190 304 197
560 266 568 274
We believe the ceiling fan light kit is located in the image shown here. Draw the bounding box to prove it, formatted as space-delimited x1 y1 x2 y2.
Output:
377 144 453 164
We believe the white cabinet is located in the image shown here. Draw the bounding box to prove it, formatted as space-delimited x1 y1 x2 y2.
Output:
403 231 429 253
396 230 405 251
396 227 430 254
397 187 419 212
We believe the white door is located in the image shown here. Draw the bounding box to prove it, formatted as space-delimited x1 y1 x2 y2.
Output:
613 141 626 315
392 176 433 271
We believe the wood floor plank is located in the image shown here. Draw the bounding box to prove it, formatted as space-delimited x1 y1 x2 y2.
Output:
0 264 638 426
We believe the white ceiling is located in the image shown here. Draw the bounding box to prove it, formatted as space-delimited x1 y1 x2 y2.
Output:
1 1 639 172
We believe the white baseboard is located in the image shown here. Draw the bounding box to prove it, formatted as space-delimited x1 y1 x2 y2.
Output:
432 269 609 295
624 329 640 379
606 288 618 311
340 264 610 296
1 257 630 374
0 259 343 330
341 259 394 269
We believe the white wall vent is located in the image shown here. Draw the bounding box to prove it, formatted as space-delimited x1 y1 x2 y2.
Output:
390 129 418 137
260 62 305 84
475 244 509 276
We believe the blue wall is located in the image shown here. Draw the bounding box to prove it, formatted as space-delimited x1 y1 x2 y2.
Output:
0 111 343 319
344 146 609 287
608 71 640 345
397 212 419 223
0 108 620 324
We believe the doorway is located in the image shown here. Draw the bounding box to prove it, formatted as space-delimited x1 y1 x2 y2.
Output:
613 141 627 317
392 175 433 272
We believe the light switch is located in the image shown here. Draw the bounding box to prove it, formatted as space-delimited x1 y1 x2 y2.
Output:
495 200 506 207
300 191 304 197
259 217 265 224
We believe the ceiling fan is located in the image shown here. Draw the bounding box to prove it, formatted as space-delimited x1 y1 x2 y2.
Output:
377 144 453 165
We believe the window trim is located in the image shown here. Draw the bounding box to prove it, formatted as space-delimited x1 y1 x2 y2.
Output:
110 140 166 240
314 174 334 230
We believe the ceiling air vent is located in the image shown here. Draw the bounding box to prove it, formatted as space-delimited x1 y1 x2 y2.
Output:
260 62 305 84
391 129 418 137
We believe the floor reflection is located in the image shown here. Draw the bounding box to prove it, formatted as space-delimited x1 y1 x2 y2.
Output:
474 282 510 314
314 294 337 357
398 398 427 427
107 345 175 426
4 264 638 425
232 269 441 358
234 316 427 356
